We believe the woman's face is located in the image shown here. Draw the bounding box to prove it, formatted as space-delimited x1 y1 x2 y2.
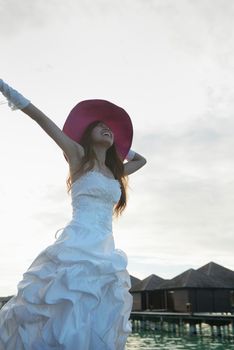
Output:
91 122 114 147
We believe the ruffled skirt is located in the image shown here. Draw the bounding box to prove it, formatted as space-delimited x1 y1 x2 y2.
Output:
0 223 133 349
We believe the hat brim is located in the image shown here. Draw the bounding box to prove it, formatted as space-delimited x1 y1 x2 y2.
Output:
62 99 133 161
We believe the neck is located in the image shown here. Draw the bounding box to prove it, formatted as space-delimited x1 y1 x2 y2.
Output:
92 145 108 169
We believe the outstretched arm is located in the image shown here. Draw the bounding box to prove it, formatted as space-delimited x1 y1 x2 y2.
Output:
0 79 84 163
22 103 84 162
124 150 147 175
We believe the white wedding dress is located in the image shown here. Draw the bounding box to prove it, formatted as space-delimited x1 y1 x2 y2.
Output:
0 171 133 350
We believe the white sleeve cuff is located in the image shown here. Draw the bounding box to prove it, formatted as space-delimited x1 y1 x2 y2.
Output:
0 79 30 111
126 149 135 161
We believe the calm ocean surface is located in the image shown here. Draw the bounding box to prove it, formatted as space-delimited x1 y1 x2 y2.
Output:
126 329 234 349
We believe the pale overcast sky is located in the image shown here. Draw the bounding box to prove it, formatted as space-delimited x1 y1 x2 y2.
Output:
1 0 234 295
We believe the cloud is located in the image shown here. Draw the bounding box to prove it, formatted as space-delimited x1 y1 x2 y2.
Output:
0 0 49 36
117 113 234 278
0 0 126 38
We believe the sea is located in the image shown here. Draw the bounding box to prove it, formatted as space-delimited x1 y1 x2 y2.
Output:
126 326 234 349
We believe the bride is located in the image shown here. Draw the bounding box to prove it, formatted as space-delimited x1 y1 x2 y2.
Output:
0 79 147 350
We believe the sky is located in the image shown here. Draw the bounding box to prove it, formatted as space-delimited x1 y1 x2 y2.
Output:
1 0 234 295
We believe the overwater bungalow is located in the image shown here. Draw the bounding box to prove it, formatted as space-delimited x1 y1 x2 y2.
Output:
198 261 234 288
157 268 232 312
130 274 165 311
130 275 141 288
198 261 234 312
129 262 234 313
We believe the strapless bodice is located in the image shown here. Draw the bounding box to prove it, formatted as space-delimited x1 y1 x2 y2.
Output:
69 171 121 233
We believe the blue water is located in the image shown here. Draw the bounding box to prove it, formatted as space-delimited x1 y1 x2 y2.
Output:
126 332 234 349
126 325 234 349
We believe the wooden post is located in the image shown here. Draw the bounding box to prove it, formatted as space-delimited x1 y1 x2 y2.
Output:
216 325 222 337
198 322 202 335
189 323 197 335
223 325 227 337
178 318 183 335
172 322 177 333
160 316 164 332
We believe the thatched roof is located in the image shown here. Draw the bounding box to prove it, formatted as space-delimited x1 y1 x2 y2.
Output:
130 274 165 292
130 275 141 288
197 261 234 288
157 268 224 289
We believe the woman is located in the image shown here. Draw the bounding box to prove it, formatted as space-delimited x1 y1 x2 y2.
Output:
0 79 147 350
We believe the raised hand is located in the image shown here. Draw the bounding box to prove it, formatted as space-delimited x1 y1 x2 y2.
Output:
0 79 30 110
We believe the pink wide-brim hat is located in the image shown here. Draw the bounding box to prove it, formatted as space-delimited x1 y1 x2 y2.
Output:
62 99 133 161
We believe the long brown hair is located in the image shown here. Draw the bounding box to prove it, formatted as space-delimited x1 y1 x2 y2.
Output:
66 120 128 216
